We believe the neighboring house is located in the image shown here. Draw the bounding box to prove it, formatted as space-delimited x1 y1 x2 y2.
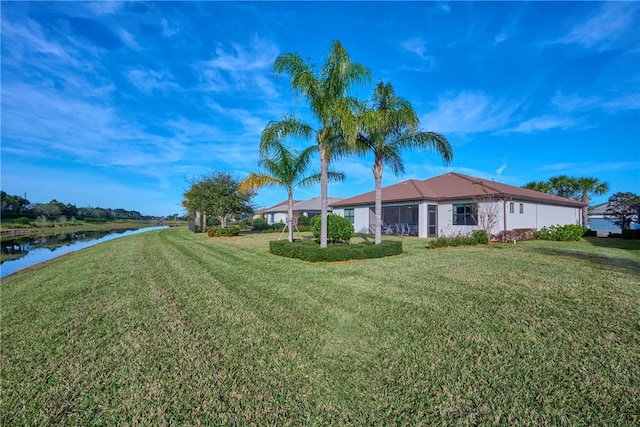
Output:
255 197 344 225
254 200 300 225
588 202 640 234
330 172 584 238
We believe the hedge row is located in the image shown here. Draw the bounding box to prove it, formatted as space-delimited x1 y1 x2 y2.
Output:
207 226 241 237
538 224 586 241
269 239 403 262
427 230 489 249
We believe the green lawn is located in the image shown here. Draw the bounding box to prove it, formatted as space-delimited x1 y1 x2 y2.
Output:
2 228 639 425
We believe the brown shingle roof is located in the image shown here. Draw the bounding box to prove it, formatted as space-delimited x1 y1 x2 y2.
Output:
331 172 585 208
255 199 301 215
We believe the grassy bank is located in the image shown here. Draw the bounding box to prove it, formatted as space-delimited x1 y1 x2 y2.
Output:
0 221 158 242
1 228 639 425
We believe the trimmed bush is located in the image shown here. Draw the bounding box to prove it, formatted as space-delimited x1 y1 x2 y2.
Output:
269 239 403 262
207 226 241 237
310 214 354 243
427 230 489 249
493 228 538 242
538 224 586 241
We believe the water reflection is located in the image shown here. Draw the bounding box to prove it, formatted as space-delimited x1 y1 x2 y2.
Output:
1 226 168 278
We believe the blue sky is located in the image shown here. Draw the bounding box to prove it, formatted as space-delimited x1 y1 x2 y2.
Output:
2 1 639 216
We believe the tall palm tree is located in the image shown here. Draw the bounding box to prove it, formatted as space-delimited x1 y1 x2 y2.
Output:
273 40 370 248
576 177 609 228
523 180 553 194
548 175 579 199
356 81 453 244
241 130 344 243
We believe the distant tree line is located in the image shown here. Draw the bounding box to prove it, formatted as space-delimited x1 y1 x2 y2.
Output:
0 191 151 220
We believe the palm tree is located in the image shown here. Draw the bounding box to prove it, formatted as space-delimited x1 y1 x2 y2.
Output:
273 40 370 248
523 180 553 194
576 177 609 228
241 131 344 243
356 81 453 244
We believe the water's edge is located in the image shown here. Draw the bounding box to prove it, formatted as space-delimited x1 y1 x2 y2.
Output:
1 226 168 279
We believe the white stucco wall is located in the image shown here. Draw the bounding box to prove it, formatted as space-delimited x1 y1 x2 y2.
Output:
266 212 288 225
335 199 581 238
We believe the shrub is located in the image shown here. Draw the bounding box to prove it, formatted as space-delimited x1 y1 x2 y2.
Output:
622 229 640 240
84 217 107 223
493 228 538 242
471 229 489 244
297 215 310 226
14 217 30 225
252 217 278 232
269 239 403 262
207 226 241 237
538 224 586 241
427 231 489 249
310 214 354 243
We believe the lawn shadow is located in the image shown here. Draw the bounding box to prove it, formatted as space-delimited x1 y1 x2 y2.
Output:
528 244 640 277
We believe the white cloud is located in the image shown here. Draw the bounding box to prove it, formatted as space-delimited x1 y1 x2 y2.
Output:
161 18 178 37
118 28 141 51
204 37 278 72
538 161 640 175
420 92 518 134
496 163 507 175
556 2 638 50
126 68 178 94
505 115 574 134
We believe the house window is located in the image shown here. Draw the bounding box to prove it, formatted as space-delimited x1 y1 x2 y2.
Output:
269 213 275 224
509 202 514 214
344 208 355 224
519 203 524 214
453 203 478 226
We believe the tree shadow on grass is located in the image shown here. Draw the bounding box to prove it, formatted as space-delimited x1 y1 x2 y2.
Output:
528 245 640 277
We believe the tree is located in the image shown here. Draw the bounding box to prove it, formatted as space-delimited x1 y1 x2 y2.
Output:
240 138 343 243
547 175 580 199
604 192 640 230
523 176 578 198
182 172 254 230
274 40 371 248
575 177 609 228
356 81 452 244
522 181 553 194
0 191 30 213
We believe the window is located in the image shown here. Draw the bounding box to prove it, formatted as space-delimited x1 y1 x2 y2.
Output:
509 202 514 214
453 203 478 225
519 203 524 214
344 208 354 224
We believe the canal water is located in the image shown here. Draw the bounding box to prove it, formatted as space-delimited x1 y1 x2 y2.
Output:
1 226 168 279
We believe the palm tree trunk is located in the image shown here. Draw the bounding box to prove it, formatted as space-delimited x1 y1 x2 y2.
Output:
202 213 207 232
320 148 328 248
287 189 294 243
374 162 383 245
582 193 589 229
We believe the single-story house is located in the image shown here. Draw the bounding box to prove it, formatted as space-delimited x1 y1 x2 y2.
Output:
588 202 640 235
256 196 344 225
330 172 585 238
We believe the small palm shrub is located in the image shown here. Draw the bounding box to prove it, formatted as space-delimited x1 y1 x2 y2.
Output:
311 214 354 243
538 224 585 241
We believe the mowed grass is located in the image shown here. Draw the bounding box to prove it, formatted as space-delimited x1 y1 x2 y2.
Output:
1 228 639 425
